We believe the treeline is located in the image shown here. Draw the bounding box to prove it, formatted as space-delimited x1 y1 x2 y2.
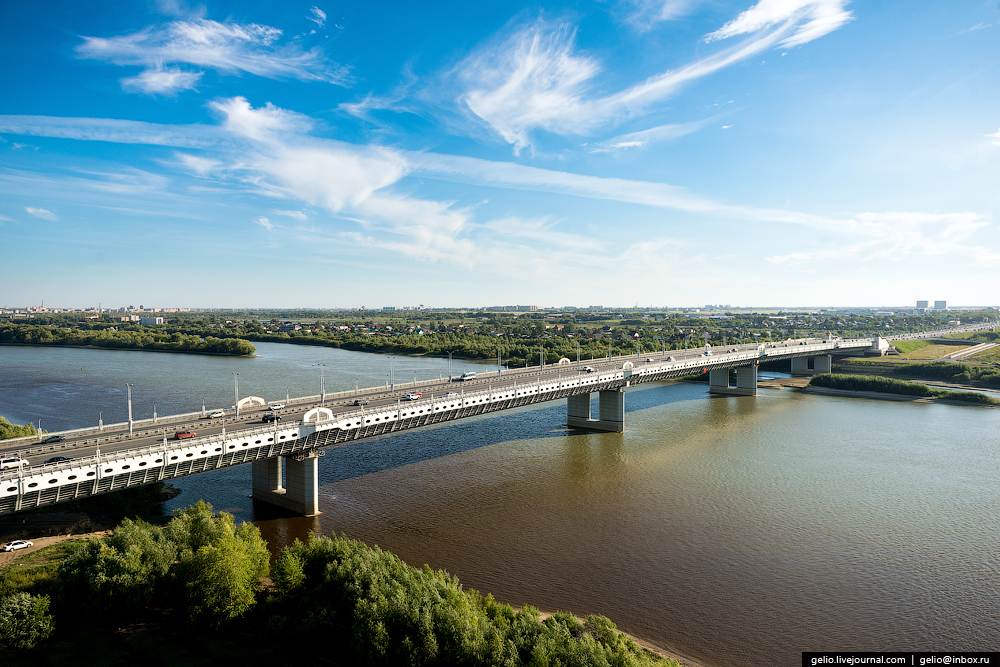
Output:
1 502 678 666
809 373 1000 405
0 323 254 356
890 361 1000 387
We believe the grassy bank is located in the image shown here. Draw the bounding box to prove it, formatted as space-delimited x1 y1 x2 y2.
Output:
808 373 1000 405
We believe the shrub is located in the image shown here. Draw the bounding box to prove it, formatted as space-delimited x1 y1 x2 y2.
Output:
0 592 55 650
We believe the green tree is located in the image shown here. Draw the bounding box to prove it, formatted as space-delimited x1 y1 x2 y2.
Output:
0 416 36 441
0 592 55 650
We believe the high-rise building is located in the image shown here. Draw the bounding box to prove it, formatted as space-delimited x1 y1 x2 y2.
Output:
916 300 928 309
934 300 947 310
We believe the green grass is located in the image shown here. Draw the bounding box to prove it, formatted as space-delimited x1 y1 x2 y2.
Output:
892 340 930 354
809 373 1000 405
0 539 89 598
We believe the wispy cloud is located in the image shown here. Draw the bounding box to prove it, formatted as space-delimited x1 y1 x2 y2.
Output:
617 0 703 31
0 214 13 224
705 0 853 49
121 66 202 95
307 6 327 28
26 207 57 220
174 152 220 175
987 128 1000 146
76 19 352 94
255 216 274 230
455 6 847 153
272 209 309 221
765 211 998 266
588 117 718 152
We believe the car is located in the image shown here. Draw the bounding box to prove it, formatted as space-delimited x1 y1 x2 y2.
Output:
1 540 33 552
353 399 369 406
205 410 226 419
404 393 422 400
0 457 29 471
269 403 285 410
666 356 675 362
41 435 65 444
262 413 281 423
645 358 654 362
44 456 74 464
174 430 197 440
444 392 458 397
581 366 595 373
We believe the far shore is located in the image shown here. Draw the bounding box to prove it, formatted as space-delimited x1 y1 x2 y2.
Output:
758 375 1000 407
0 341 255 357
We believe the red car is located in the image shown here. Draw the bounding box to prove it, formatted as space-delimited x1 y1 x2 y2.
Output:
175 430 197 440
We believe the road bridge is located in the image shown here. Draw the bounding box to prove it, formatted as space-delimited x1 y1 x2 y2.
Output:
1 324 994 517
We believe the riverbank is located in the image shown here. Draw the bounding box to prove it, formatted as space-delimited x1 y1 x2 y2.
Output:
759 375 1000 407
0 341 254 357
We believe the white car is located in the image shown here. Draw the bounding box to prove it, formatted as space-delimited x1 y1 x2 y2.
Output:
269 403 285 410
404 393 422 401
0 457 28 471
444 392 458 397
2 540 33 552
206 410 226 419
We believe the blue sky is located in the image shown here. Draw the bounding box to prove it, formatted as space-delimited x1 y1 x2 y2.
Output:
1 0 999 309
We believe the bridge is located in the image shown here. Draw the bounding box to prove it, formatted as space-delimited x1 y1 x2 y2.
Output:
1 324 993 517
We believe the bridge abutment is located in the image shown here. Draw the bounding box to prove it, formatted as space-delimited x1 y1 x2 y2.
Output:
567 389 625 432
708 365 757 396
251 452 321 516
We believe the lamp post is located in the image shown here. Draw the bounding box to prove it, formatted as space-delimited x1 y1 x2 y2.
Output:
99 411 103 431
232 373 240 416
448 351 453 381
125 383 134 436
314 364 326 405
388 357 395 391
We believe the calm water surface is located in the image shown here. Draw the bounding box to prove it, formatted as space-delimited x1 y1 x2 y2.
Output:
2 343 998 667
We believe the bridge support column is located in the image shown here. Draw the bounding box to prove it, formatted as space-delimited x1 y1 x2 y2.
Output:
709 366 757 396
791 356 832 375
566 389 624 432
251 453 322 517
814 355 832 373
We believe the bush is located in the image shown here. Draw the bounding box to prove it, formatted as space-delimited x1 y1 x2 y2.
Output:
0 592 55 650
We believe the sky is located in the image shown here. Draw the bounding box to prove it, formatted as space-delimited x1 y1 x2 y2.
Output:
1 0 999 310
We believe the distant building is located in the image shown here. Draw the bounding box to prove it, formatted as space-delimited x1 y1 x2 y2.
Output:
916 300 928 309
934 300 947 310
139 317 164 325
277 324 301 332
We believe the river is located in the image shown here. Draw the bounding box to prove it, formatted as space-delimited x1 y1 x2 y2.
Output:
1 342 998 667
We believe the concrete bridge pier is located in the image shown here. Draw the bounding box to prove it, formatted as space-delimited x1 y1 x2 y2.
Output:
567 389 625 432
708 365 758 396
791 355 832 375
251 452 322 516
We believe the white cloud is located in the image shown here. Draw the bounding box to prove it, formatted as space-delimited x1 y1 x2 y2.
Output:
70 168 169 194
175 152 220 175
455 9 838 152
25 207 57 220
256 216 274 230
704 0 853 49
618 0 702 30
121 67 202 95
76 19 351 88
0 214 13 223
210 96 313 143
766 211 998 266
272 209 309 221
987 128 1000 146
308 6 327 28
0 115 226 149
589 117 717 152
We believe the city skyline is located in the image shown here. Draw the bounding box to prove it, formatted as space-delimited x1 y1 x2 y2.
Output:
2 1 999 307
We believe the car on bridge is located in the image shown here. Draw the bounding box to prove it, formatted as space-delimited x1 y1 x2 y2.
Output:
174 430 197 440
44 456 74 464
2 540 33 552
0 457 28 471
41 435 65 444
666 356 675 362
353 399 369 406
269 403 285 410
205 410 226 419
444 392 458 397
404 393 422 400
262 413 281 423
581 366 595 373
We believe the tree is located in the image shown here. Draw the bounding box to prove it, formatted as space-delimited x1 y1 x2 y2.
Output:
0 416 36 441
0 592 55 650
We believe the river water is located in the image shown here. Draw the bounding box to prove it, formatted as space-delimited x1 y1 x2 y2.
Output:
2 342 998 667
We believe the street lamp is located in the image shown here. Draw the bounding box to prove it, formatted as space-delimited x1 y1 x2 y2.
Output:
232 373 240 415
448 351 454 381
388 357 395 391
313 364 326 405
125 383 134 436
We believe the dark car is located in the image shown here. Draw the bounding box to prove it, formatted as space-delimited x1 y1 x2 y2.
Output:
41 435 65 444
44 456 74 464
262 413 281 423
353 399 369 406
